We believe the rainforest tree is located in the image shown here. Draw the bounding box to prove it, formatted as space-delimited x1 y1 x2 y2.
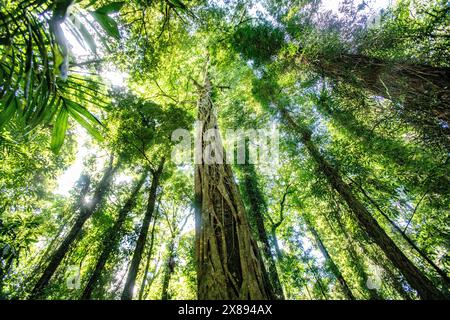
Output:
0 0 448 301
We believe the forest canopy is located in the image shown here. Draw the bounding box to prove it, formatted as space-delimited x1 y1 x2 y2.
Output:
0 0 449 300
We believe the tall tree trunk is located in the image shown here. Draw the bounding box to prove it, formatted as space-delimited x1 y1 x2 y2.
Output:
352 179 450 286
363 244 415 300
161 238 176 300
307 223 355 300
305 53 450 147
279 107 445 299
240 163 285 299
331 207 411 300
194 65 273 300
24 176 91 296
270 228 283 262
121 159 164 300
138 205 159 300
336 219 383 300
29 157 119 299
81 170 148 299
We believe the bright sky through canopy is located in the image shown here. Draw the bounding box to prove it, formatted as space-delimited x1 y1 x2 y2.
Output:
321 0 395 16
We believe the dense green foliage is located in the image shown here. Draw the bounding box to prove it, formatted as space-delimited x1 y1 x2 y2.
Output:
0 0 448 300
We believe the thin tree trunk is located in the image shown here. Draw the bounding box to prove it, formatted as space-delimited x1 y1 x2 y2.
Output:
307 259 329 299
29 157 119 299
161 238 176 300
138 205 159 300
331 207 410 300
279 107 445 299
81 170 148 299
121 159 164 300
351 179 450 286
363 244 415 300
194 63 273 300
307 223 355 300
346 240 383 300
240 163 285 299
24 181 89 296
270 228 283 262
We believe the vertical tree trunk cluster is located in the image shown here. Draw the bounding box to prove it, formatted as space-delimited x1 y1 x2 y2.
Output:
30 157 120 299
240 163 285 299
121 159 165 300
279 106 445 300
194 65 274 300
81 170 148 299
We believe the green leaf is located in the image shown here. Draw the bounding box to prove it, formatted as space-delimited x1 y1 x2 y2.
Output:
64 99 103 126
0 95 18 128
95 2 125 14
51 106 69 153
74 16 97 54
65 99 104 142
90 12 121 40
67 106 104 142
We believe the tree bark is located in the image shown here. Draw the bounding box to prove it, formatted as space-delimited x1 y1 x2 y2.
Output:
138 205 159 300
29 157 119 299
336 218 383 300
121 159 164 300
352 179 450 286
194 65 273 300
279 107 445 300
161 238 176 300
240 163 285 299
81 170 148 299
305 52 450 147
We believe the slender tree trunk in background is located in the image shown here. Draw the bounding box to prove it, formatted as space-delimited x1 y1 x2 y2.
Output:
325 207 381 299
279 107 445 299
121 159 164 300
319 99 449 289
307 223 355 300
304 53 450 146
161 238 176 300
194 65 273 300
333 210 411 300
138 207 159 300
240 163 285 299
25 178 91 294
270 227 283 262
30 158 119 299
353 180 450 287
81 170 148 299
347 240 383 300
307 259 329 299
339 224 382 299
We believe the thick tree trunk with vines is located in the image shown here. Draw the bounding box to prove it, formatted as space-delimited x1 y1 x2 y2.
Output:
81 170 148 299
194 68 273 300
122 159 164 300
279 107 445 299
30 157 119 299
